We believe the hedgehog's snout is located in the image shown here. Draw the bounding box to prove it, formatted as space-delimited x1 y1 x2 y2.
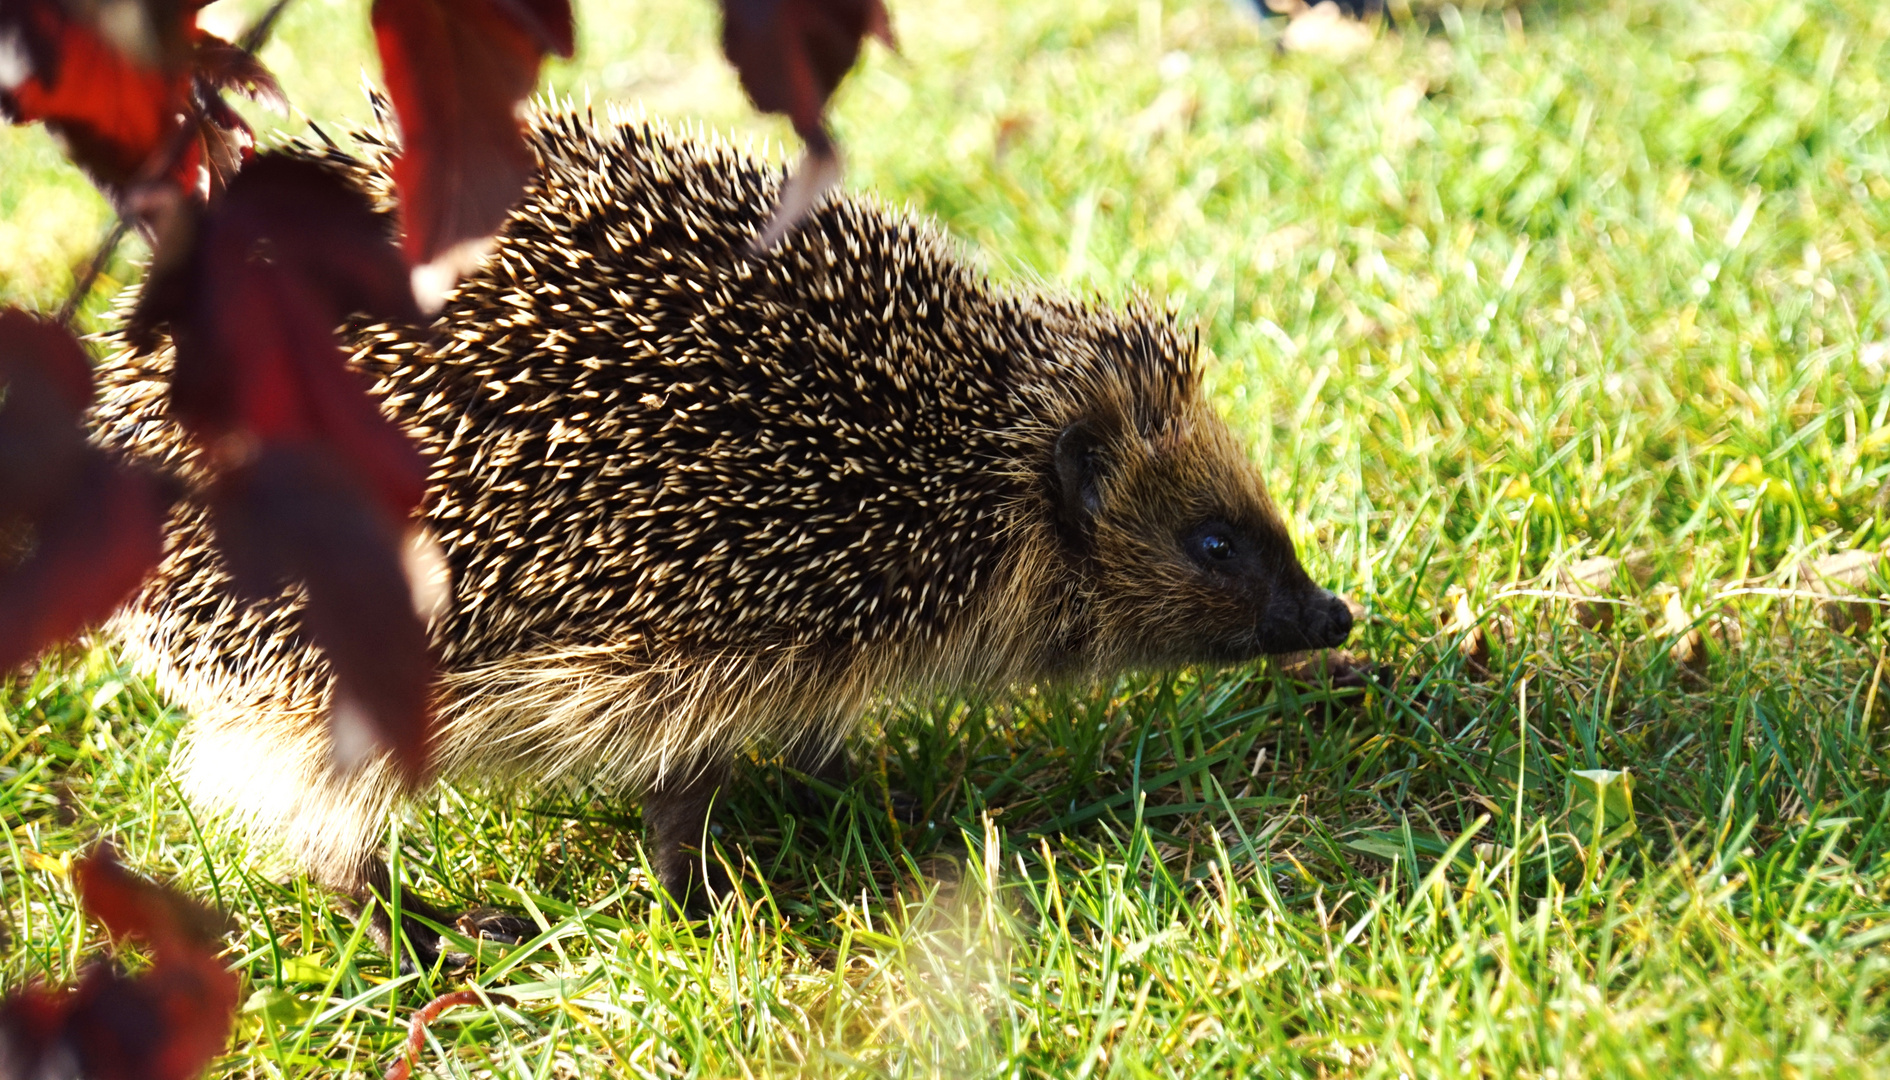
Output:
1304 590 1354 650
1256 585 1354 654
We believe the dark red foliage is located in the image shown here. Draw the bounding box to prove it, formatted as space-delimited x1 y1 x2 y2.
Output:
129 153 436 781
0 311 173 672
0 309 93 522
0 846 238 1080
0 454 174 674
370 0 574 283
720 0 892 148
71 844 231 958
718 0 891 246
132 155 426 514
0 0 188 194
0 0 904 1063
0 0 273 204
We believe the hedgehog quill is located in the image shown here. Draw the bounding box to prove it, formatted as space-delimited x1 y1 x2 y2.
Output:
91 106 1354 967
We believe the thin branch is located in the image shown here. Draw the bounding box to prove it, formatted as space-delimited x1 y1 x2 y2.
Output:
56 217 131 327
239 0 298 54
383 989 514 1080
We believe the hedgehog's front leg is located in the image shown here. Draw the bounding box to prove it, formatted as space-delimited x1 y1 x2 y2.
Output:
342 859 454 972
642 756 733 911
343 859 537 975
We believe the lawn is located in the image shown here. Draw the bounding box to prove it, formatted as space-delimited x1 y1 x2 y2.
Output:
6 0 1890 1075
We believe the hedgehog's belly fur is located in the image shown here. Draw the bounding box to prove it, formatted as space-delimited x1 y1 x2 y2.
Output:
107 489 1039 887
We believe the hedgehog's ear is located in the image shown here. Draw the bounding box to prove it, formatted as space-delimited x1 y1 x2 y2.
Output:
1054 418 1108 536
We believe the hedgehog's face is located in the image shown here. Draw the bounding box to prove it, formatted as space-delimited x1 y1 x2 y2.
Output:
1053 410 1352 669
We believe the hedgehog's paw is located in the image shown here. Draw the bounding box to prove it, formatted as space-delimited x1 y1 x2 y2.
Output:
453 906 539 947
357 901 534 976
341 864 535 975
655 847 734 918
341 888 456 976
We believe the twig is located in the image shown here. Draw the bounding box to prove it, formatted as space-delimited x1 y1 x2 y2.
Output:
383 989 514 1080
56 217 131 327
238 0 297 53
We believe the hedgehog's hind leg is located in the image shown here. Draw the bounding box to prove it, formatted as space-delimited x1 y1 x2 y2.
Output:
351 749 739 968
643 756 733 912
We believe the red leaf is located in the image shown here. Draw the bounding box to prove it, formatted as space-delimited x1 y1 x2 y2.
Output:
0 454 173 672
72 843 229 957
0 311 172 673
720 0 891 143
0 846 237 1080
370 0 574 289
0 0 192 195
718 0 891 247
490 0 576 56
210 444 435 783
1 1 279 203
0 307 94 409
134 153 426 520
0 309 95 526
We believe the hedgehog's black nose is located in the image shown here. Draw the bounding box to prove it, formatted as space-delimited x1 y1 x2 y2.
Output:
1309 591 1354 649
1255 587 1356 655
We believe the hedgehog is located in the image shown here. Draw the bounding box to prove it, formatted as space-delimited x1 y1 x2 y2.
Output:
89 105 1354 965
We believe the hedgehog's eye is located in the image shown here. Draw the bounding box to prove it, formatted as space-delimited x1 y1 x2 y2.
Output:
1185 523 1238 568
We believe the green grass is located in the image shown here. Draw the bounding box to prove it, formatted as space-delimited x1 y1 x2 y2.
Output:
7 0 1890 1074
